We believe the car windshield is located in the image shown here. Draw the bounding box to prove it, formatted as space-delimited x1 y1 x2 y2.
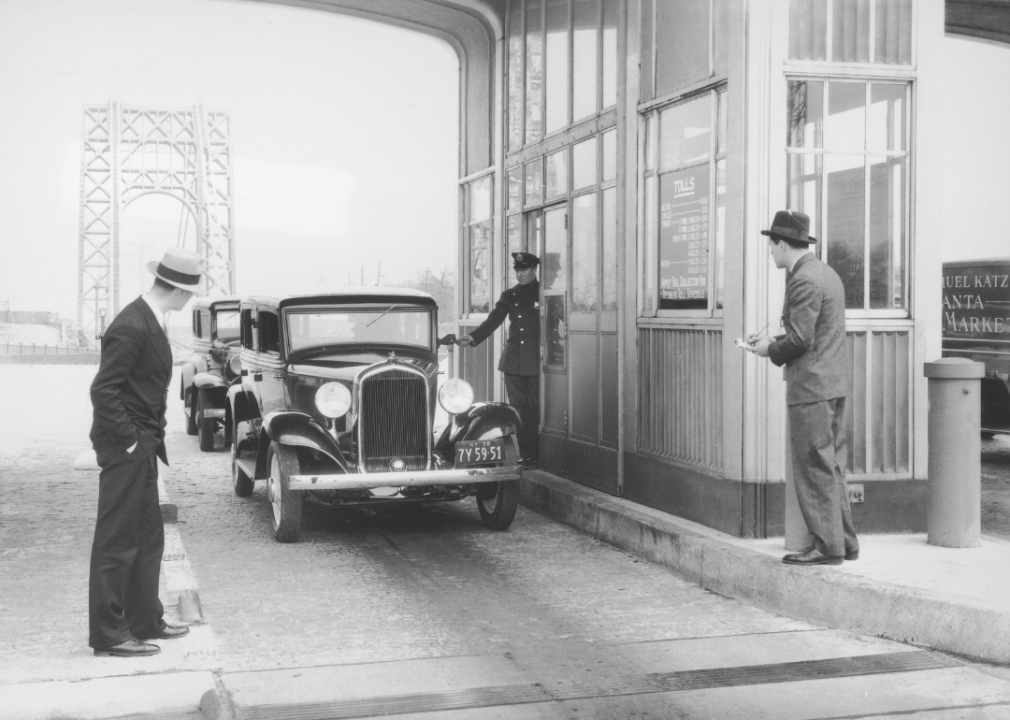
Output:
215 308 240 343
286 306 432 352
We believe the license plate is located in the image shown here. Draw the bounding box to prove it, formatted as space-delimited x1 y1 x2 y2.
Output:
455 439 504 467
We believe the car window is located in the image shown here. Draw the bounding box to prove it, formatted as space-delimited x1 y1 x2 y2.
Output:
198 310 211 339
241 308 255 349
215 308 240 342
259 311 280 354
287 307 432 352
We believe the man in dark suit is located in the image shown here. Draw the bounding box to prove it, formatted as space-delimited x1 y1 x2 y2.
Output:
88 247 204 657
747 211 858 566
457 252 541 468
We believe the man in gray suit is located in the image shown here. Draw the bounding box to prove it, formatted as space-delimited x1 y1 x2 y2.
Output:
747 211 858 566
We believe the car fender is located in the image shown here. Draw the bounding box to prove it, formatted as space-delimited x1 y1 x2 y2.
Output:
262 411 350 473
194 372 228 390
453 402 521 443
180 362 197 400
228 385 258 427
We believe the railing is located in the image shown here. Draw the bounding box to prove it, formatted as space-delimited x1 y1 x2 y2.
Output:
0 342 97 355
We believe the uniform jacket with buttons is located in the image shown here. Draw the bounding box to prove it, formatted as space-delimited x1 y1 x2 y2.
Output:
768 253 849 406
469 279 540 376
89 297 173 464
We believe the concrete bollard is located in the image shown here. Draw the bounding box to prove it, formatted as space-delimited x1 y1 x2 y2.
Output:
924 357 985 548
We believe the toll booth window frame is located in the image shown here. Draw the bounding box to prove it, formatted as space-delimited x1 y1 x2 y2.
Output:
785 77 910 317
462 172 494 318
639 86 727 318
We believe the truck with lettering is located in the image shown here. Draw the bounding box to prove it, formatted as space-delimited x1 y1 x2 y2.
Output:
942 259 1010 435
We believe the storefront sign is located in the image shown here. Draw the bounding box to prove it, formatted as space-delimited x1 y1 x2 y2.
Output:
942 260 1010 381
659 164 709 309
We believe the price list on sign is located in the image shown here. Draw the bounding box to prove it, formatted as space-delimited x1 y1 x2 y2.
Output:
659 165 710 309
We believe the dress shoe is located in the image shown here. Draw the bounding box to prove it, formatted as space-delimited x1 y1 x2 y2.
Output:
136 623 190 641
93 638 160 657
782 546 843 566
845 548 859 561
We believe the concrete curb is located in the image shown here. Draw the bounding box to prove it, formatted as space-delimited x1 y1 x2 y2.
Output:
519 471 1010 665
4 671 219 720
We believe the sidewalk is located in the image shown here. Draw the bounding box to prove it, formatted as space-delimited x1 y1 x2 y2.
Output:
519 470 1010 666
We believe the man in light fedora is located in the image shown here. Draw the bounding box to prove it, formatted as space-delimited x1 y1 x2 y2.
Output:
88 247 204 656
746 211 858 567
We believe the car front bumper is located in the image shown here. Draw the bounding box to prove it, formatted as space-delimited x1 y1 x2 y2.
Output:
289 465 522 491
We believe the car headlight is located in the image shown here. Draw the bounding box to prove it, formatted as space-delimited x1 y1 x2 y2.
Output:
438 378 474 415
315 382 352 418
229 354 242 376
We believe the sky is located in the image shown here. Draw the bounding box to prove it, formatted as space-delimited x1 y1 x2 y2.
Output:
0 0 460 320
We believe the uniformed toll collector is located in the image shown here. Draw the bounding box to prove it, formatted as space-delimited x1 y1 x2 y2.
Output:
458 252 541 467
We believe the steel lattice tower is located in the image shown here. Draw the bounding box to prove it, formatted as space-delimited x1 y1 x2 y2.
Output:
76 101 235 342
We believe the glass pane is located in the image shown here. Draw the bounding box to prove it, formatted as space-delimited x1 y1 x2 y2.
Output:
470 175 493 221
507 165 522 211
832 0 870 64
788 80 823 149
573 0 598 121
525 0 544 145
826 81 865 152
717 90 728 155
572 136 597 190
602 0 617 108
869 155 905 309
787 152 823 232
641 174 657 316
660 95 712 170
659 164 710 310
508 0 524 151
656 0 709 97
602 187 617 310
789 0 827 61
825 154 865 309
640 0 654 102
469 220 492 314
524 159 544 205
714 158 726 309
713 0 729 76
507 214 522 258
572 193 598 312
544 207 567 290
868 83 905 152
546 148 569 198
875 0 912 65
544 296 567 368
645 114 656 172
602 129 616 182
546 0 569 134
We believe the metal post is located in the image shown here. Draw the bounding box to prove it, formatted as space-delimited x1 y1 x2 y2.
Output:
924 357 984 548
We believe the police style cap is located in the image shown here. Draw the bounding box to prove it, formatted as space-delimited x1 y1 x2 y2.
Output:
760 210 817 244
512 252 541 269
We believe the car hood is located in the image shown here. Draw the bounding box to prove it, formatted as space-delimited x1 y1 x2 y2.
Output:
288 352 438 382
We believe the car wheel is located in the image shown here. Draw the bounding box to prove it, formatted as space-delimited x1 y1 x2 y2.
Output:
477 481 518 530
231 436 254 498
267 441 303 543
197 390 215 452
185 387 198 435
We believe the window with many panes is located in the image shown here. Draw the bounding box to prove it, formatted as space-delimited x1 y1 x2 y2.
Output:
464 174 494 314
640 89 727 315
507 0 618 152
786 78 908 312
788 0 912 65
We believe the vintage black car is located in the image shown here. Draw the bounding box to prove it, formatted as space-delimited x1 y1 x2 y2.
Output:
180 295 242 451
227 288 523 542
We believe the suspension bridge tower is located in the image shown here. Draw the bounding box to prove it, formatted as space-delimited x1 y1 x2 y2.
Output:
76 101 235 342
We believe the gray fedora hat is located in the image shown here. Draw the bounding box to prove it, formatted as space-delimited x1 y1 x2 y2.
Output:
760 210 817 244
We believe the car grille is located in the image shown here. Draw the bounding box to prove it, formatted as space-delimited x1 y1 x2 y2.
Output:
359 368 429 472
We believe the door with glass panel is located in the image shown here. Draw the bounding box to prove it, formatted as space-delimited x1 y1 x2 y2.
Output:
540 205 568 435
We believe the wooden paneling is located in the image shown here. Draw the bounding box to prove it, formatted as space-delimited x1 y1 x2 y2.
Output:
846 328 911 477
637 327 723 472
